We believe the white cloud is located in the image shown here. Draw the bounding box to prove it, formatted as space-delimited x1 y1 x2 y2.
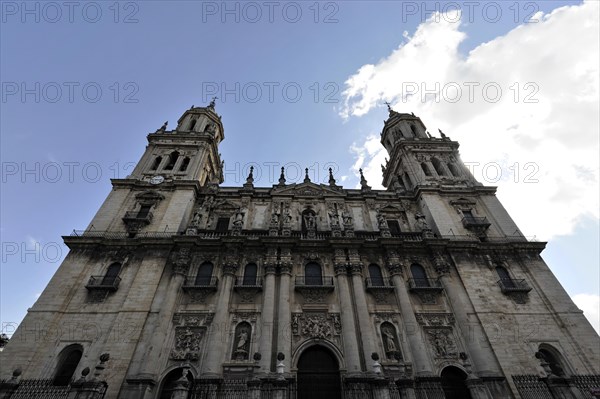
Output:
572 293 600 334
341 1 599 240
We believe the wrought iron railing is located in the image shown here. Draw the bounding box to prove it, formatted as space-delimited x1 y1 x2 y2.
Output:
234 277 263 288
497 278 532 293
407 278 443 291
70 230 177 239
461 216 491 228
295 275 335 287
85 275 121 291
122 210 153 223
183 276 219 288
365 277 394 288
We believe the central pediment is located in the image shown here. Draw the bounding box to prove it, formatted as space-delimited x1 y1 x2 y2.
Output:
271 182 345 197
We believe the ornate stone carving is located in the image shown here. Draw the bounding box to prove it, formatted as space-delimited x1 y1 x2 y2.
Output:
171 327 204 361
426 328 458 359
414 291 438 305
433 252 451 275
291 312 341 339
415 313 455 327
170 312 213 361
172 247 192 276
173 312 214 327
296 286 332 303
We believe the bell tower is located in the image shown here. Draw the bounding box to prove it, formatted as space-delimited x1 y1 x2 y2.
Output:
380 106 479 191
87 101 225 235
380 106 522 240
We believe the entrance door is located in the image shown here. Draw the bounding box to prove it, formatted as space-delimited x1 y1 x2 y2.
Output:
297 346 341 399
441 366 472 399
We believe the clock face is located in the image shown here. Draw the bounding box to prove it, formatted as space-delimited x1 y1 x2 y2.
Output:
150 175 164 185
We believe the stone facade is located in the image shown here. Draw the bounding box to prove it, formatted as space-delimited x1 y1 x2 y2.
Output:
1 103 599 399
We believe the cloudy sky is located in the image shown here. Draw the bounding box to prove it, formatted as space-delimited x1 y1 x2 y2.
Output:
1 0 598 335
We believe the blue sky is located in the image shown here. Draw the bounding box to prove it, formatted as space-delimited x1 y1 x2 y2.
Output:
1 0 598 336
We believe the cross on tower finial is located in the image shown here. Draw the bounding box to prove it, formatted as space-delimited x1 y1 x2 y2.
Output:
208 97 218 109
384 101 392 112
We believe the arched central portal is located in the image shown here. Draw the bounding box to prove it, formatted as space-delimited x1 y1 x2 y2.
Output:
441 366 472 399
297 346 341 399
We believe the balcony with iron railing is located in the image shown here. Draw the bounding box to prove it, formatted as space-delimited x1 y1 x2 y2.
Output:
407 278 443 292
85 275 121 291
294 275 335 287
461 216 491 229
365 277 395 289
122 210 154 224
234 276 263 289
182 276 219 290
497 278 532 293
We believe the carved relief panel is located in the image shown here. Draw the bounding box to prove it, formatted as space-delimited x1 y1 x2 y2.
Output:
170 312 214 361
291 312 342 349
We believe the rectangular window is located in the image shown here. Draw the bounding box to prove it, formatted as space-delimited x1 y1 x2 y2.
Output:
387 219 401 235
137 204 152 218
216 217 230 232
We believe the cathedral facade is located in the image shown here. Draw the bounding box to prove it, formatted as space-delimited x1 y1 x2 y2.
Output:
1 103 599 399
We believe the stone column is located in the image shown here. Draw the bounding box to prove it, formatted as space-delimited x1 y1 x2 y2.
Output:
276 250 293 369
435 252 501 380
333 253 362 375
385 250 434 377
202 257 237 377
132 248 190 380
258 250 278 372
347 250 377 368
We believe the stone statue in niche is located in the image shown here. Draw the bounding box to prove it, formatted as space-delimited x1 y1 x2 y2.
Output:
415 212 430 231
342 209 353 225
329 208 340 227
190 211 202 227
383 328 397 352
232 324 251 361
376 212 387 228
304 213 316 230
232 209 244 231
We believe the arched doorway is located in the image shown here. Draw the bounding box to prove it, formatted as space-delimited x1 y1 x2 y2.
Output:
297 346 341 399
440 366 472 399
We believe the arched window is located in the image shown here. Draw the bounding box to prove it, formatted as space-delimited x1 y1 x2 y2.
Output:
101 262 121 286
369 264 385 287
195 262 214 286
421 163 432 177
150 156 162 171
431 158 446 176
538 345 567 376
242 263 258 286
53 344 83 386
179 157 190 172
231 322 252 360
305 262 322 285
410 124 418 137
189 118 197 131
410 263 430 287
164 151 180 170
495 266 515 288
447 163 460 177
